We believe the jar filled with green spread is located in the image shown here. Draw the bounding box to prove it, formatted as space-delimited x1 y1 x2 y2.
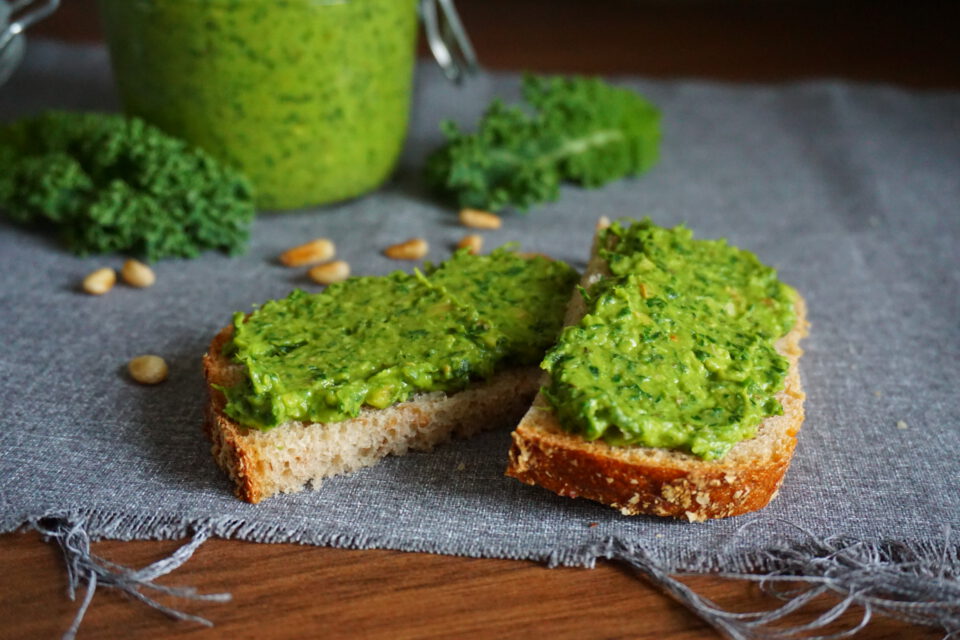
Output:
97 0 419 210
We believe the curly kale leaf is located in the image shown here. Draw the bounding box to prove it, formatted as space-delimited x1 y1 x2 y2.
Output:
0 111 255 261
425 74 661 212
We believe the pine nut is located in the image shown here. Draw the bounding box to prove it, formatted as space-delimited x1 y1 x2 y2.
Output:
279 238 335 267
308 260 350 285
121 259 156 288
384 237 428 260
459 208 502 230
82 267 116 295
456 234 483 255
128 354 168 385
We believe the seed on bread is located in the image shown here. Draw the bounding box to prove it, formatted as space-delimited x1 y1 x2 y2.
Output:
82 267 116 295
121 259 156 288
128 354 168 384
308 260 350 285
280 238 335 267
456 234 483 255
384 238 428 260
459 208 501 229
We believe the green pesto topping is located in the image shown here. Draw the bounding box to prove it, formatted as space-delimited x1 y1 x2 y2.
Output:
427 249 576 365
542 219 797 460
223 249 578 430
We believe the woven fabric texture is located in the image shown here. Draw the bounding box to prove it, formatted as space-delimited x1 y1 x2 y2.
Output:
1 41 958 571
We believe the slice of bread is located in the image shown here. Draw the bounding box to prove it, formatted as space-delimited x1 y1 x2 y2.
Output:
203 325 540 503
505 221 809 521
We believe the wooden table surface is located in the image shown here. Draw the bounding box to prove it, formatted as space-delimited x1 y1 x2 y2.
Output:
5 2 957 638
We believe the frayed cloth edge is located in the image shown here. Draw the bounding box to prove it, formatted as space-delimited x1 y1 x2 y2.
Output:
8 510 960 638
5 508 959 574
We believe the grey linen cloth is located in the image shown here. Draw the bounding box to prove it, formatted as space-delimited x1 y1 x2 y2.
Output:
1 40 958 574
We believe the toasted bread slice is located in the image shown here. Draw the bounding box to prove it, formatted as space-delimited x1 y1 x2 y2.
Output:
203 326 540 503
505 221 809 521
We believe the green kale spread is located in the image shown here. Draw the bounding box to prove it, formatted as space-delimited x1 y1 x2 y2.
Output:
425 75 661 213
0 111 255 261
222 248 578 430
543 219 797 460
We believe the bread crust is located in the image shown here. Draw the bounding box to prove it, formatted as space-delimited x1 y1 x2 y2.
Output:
505 225 809 521
203 326 540 503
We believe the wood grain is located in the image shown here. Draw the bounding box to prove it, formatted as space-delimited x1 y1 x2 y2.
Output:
26 0 960 88
0 531 943 639
451 0 960 88
5 2 954 639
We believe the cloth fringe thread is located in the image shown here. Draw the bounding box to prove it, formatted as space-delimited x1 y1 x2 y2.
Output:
569 520 960 639
32 516 231 640
28 513 960 639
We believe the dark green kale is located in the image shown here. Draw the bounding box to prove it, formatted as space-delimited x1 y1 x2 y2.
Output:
425 74 661 213
0 111 255 261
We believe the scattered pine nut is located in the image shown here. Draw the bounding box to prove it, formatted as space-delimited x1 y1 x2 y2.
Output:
279 238 335 267
308 260 350 285
82 267 116 295
596 215 611 230
128 354 168 385
459 208 501 229
384 237 428 260
121 259 156 288
456 234 483 255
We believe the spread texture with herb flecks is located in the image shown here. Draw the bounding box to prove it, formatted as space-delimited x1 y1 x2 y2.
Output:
221 249 578 430
542 219 797 459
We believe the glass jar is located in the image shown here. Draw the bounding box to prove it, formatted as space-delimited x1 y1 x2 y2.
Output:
1 0 60 87
98 0 419 210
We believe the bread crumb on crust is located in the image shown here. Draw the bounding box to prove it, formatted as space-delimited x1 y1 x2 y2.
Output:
504 220 809 521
